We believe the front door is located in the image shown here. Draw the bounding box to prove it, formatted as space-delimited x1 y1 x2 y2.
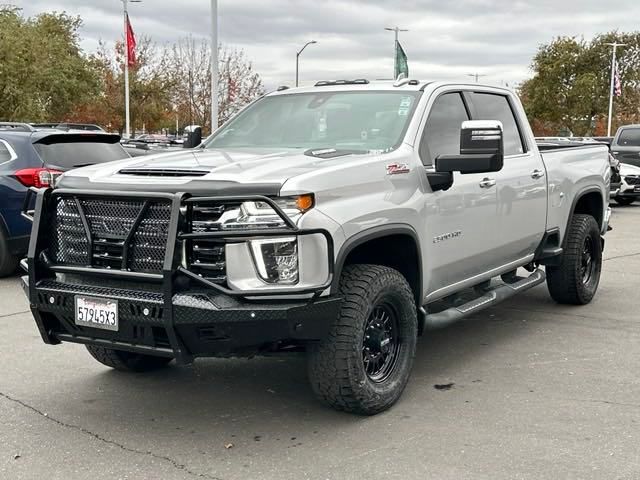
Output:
418 91 501 299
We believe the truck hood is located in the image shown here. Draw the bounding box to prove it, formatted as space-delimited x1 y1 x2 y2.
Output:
57 147 372 194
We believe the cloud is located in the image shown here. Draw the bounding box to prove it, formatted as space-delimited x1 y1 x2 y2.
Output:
11 0 640 89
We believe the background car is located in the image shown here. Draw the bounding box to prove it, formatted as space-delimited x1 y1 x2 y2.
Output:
0 122 129 276
611 125 640 167
613 163 640 206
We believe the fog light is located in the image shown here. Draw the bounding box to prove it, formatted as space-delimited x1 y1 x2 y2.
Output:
250 237 299 284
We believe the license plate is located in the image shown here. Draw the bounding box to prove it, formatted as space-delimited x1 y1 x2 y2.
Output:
74 296 118 331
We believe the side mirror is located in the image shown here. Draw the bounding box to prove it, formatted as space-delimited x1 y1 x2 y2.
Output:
183 126 202 148
435 120 504 174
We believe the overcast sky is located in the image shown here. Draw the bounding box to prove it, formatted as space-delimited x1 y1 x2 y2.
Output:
12 0 640 89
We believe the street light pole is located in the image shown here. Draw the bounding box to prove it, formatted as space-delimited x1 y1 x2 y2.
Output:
385 26 408 79
467 73 487 83
210 0 219 132
295 40 317 87
121 0 141 139
606 42 626 137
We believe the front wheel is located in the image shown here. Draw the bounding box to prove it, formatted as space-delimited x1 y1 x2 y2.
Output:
546 214 602 305
85 345 173 372
614 196 635 206
307 265 418 415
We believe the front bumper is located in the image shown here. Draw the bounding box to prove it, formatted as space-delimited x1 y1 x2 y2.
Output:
615 188 640 198
22 188 338 363
23 276 341 361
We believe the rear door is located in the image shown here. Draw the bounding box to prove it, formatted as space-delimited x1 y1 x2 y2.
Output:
32 133 129 171
466 91 546 265
612 127 640 167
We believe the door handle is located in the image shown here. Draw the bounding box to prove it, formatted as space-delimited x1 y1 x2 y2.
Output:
531 169 545 179
479 178 496 188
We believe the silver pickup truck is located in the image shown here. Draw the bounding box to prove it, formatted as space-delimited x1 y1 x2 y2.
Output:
23 79 611 415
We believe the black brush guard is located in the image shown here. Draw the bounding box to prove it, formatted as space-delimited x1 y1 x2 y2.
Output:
23 188 339 364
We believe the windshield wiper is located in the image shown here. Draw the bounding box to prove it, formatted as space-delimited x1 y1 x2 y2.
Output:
304 148 368 158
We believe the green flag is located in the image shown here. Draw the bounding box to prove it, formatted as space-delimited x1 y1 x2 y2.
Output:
395 41 409 79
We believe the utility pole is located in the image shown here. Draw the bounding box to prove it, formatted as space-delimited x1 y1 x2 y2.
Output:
296 40 317 87
121 0 141 139
467 73 487 83
606 42 626 137
385 26 408 79
210 0 219 132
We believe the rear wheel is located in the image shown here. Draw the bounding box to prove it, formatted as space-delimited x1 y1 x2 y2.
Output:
85 345 173 372
546 214 602 305
0 231 18 278
614 196 635 206
307 265 418 415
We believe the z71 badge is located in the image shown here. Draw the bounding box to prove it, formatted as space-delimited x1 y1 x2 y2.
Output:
386 163 411 175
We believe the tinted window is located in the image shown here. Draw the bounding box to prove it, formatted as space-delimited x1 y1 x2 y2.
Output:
617 128 640 147
469 93 525 156
0 141 14 163
420 92 469 165
34 141 128 169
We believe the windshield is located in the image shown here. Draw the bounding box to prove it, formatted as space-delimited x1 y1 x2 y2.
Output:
617 128 640 147
204 91 421 152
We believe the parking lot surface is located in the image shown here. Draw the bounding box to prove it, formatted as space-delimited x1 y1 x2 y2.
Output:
1 205 640 480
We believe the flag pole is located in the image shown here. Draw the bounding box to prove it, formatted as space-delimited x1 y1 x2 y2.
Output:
123 0 130 139
385 26 408 79
121 0 140 139
606 42 625 137
210 0 219 133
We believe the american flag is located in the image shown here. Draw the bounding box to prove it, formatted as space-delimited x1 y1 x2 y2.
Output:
614 62 622 96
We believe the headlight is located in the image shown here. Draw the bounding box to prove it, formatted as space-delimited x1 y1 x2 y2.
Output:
229 194 314 229
250 237 299 284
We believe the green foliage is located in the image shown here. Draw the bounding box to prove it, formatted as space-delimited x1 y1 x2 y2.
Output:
0 7 100 121
521 32 640 136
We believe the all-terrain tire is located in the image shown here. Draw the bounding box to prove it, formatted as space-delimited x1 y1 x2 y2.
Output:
85 345 173 372
0 230 18 278
614 197 635 206
307 264 418 415
546 214 602 305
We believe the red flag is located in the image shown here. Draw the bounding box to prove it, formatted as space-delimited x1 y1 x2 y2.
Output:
126 13 136 67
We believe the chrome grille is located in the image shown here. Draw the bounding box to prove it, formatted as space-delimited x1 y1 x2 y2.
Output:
50 197 172 273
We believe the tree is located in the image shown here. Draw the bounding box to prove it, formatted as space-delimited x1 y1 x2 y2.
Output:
69 37 177 134
0 6 100 121
520 32 640 136
169 37 265 133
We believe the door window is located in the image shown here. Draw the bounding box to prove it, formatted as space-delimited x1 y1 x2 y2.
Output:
468 93 525 156
419 92 469 166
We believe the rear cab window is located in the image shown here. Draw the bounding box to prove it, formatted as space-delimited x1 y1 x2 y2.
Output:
33 134 128 170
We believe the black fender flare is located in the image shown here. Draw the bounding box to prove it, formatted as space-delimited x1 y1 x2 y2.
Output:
331 223 423 302
565 186 605 244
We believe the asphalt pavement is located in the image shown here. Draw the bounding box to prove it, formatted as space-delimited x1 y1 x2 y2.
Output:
1 205 640 480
